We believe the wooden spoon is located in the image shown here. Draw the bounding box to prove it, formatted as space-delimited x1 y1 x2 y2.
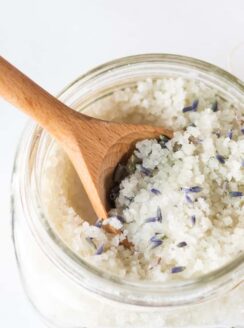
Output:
0 56 173 223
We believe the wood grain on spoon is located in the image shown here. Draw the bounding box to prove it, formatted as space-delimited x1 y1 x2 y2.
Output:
0 56 173 224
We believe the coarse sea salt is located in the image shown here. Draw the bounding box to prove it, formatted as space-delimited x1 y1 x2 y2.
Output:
43 77 244 281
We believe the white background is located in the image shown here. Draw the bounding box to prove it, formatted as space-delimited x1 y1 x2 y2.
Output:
0 0 244 327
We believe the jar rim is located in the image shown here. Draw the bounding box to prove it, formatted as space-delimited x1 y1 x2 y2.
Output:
13 53 244 307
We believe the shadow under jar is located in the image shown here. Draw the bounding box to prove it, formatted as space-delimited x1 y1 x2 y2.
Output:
12 54 244 328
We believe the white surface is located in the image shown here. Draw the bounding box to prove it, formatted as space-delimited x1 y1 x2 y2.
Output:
0 0 244 327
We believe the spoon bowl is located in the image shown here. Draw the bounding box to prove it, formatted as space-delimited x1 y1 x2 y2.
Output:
0 56 172 223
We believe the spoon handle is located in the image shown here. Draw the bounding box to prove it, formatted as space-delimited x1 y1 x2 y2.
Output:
0 56 90 142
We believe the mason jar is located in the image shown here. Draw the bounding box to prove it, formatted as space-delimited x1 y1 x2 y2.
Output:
12 54 244 328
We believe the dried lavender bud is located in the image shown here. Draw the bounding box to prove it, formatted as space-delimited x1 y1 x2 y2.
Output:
94 219 103 228
185 193 193 204
145 217 158 223
177 241 187 248
140 165 153 177
157 206 163 222
216 154 225 164
183 186 202 193
182 186 202 198
116 215 126 223
227 130 233 139
151 239 163 249
241 127 244 135
150 235 163 249
171 266 186 274
151 188 161 195
95 244 104 255
182 99 199 113
182 105 193 113
191 215 196 225
229 191 243 197
192 99 199 110
145 207 162 223
211 100 218 112
150 235 159 242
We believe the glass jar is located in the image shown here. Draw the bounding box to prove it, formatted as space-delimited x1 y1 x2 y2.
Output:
12 54 244 328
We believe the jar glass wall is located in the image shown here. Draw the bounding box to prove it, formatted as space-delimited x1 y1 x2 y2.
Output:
12 54 244 327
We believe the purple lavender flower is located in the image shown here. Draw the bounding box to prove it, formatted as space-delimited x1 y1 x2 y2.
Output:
216 154 225 164
211 101 218 112
191 215 196 225
141 165 153 177
95 219 103 228
145 217 158 223
229 191 243 197
185 193 193 204
182 99 199 113
95 244 104 255
183 186 202 193
177 241 187 248
151 240 162 249
150 235 163 249
157 207 163 222
151 188 161 195
150 236 163 249
227 130 233 139
145 207 163 223
171 266 186 274
241 127 244 135
150 235 159 242
115 215 126 223
183 105 193 113
192 99 199 110
183 186 201 204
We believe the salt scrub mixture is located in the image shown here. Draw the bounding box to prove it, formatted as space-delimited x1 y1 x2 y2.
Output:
43 77 244 281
